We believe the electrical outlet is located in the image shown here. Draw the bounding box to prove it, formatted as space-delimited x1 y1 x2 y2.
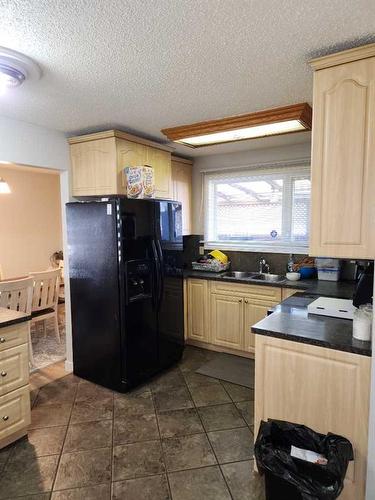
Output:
199 246 205 255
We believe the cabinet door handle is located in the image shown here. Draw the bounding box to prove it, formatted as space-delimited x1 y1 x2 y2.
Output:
0 338 5 343
2 415 9 421
0 371 7 377
244 299 248 304
238 299 242 303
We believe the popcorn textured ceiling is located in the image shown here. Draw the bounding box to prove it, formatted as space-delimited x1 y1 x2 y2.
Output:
0 0 374 156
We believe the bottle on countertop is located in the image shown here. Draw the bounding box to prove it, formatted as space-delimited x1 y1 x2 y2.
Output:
287 254 294 273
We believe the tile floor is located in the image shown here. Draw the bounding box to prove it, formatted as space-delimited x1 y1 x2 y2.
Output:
0 346 265 500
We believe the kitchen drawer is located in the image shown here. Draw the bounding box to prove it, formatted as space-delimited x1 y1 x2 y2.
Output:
210 281 282 302
0 344 29 396
0 322 29 353
0 385 30 445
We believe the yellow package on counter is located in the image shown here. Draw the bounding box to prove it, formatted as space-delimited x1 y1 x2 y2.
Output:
209 250 228 264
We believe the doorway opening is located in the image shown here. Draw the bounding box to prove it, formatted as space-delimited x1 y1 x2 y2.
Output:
0 163 66 370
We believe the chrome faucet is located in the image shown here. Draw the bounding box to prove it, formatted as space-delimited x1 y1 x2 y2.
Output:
259 258 270 274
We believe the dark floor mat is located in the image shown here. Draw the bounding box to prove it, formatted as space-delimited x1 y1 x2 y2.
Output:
196 353 254 388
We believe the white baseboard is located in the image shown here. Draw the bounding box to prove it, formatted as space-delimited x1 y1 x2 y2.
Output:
64 360 73 373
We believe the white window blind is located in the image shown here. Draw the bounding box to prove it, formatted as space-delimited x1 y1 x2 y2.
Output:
204 165 310 253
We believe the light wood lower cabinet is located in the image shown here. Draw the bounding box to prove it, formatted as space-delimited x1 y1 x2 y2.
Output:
210 294 243 350
255 335 371 500
210 280 281 302
243 301 270 352
186 278 282 354
281 287 300 300
0 322 28 352
0 344 29 396
187 279 209 343
0 386 30 448
0 321 30 450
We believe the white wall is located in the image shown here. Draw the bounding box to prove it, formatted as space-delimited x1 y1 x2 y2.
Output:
0 116 70 170
192 142 311 234
0 115 73 371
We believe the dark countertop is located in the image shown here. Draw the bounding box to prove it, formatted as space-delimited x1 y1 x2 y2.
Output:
184 270 355 299
0 307 30 329
251 293 371 357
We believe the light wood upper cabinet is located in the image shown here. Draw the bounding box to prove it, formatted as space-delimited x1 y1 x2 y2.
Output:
210 293 243 350
69 130 173 199
116 138 147 194
171 156 193 235
309 46 375 259
187 279 209 343
146 147 172 199
70 138 117 196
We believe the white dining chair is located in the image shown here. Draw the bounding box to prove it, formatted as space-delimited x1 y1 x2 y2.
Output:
0 277 34 365
29 269 61 344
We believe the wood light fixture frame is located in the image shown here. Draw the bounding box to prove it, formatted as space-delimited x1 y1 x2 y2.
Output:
161 103 312 148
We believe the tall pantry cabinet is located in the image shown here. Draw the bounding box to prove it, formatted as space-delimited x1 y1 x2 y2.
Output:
309 45 375 259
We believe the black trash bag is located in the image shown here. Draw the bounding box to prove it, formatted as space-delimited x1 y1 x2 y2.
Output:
254 419 353 500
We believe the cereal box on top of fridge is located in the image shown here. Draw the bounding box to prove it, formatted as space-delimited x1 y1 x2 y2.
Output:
142 165 155 198
124 166 143 198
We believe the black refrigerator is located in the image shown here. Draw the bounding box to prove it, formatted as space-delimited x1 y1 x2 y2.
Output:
66 197 185 392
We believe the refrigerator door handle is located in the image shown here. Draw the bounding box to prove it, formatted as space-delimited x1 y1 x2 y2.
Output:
151 239 160 308
156 239 164 310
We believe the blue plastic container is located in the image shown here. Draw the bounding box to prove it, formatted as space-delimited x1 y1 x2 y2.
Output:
299 267 316 279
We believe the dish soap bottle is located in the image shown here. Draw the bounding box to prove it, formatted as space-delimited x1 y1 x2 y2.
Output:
287 254 294 273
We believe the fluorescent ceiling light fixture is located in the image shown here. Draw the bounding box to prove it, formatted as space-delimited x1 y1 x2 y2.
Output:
179 120 305 146
0 47 41 94
0 177 11 194
161 103 312 148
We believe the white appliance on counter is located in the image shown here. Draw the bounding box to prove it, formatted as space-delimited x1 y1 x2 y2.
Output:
307 297 356 320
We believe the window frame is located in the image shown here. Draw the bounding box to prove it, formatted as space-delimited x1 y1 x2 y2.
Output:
203 164 311 254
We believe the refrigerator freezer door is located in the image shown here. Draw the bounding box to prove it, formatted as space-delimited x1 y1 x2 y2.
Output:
67 200 123 390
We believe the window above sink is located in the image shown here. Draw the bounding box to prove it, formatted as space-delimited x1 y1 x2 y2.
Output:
204 164 310 253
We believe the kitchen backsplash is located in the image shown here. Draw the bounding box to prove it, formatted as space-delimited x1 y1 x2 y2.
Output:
183 235 361 278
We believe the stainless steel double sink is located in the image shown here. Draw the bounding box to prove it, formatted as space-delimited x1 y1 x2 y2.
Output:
222 271 285 282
